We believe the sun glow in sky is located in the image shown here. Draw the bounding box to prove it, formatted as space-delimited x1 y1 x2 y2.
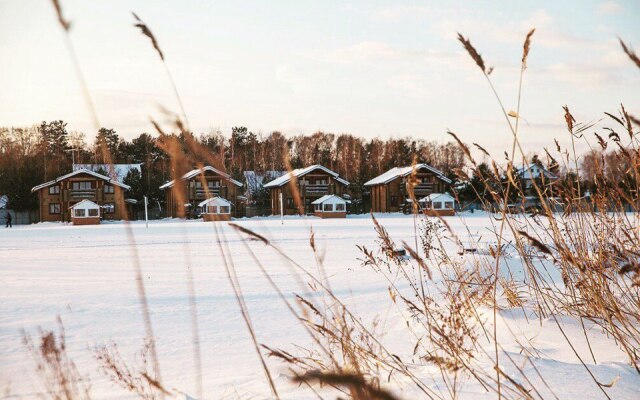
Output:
0 0 638 155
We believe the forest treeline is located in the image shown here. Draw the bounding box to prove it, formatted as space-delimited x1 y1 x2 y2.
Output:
0 121 467 210
1 121 634 212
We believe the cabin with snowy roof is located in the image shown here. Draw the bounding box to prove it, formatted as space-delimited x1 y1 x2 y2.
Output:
364 164 452 213
70 199 101 225
198 197 232 221
515 163 559 196
159 166 244 218
263 165 350 215
31 168 130 222
419 193 456 216
312 195 348 218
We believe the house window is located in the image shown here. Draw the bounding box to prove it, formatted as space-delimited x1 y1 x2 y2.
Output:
208 180 220 188
49 203 61 214
75 209 86 217
88 209 99 217
49 185 60 195
207 205 218 214
315 203 322 211
220 206 230 214
335 203 345 211
104 185 115 194
444 201 454 209
104 203 115 214
315 179 328 185
286 197 293 208
390 196 397 206
72 181 92 190
421 176 434 184
433 201 442 209
323 203 333 212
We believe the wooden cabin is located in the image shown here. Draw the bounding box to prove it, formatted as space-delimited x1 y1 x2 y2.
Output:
263 165 349 215
364 164 451 213
312 195 348 218
419 193 456 216
70 199 101 225
160 166 243 218
31 169 130 222
198 197 232 221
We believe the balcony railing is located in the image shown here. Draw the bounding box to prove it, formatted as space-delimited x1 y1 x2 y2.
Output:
70 189 96 199
303 184 329 194
195 188 221 199
411 183 434 195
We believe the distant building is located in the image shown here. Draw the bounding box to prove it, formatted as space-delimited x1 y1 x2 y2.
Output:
365 164 451 212
159 166 244 218
516 163 559 195
31 169 130 222
243 170 286 202
263 165 349 215
73 164 142 183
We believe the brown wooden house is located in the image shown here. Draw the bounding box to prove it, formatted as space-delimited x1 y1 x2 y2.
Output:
263 165 349 215
31 169 130 222
365 164 452 212
160 166 244 218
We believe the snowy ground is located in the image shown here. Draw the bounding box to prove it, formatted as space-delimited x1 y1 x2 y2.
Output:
1 214 638 399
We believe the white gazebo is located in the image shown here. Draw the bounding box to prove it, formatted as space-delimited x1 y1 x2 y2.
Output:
312 195 347 218
198 197 232 221
70 199 101 225
419 193 456 216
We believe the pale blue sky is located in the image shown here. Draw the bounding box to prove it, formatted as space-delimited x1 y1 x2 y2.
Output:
0 0 638 155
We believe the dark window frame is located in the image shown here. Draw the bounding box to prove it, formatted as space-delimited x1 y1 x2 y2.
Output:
49 203 61 214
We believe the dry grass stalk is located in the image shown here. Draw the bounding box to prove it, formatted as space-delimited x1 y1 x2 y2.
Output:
23 317 91 400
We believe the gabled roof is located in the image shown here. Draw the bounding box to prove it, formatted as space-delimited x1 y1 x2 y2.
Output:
31 169 131 192
263 165 350 188
70 199 100 209
420 193 455 202
159 166 243 189
364 164 452 186
516 164 558 180
198 196 232 208
311 194 347 205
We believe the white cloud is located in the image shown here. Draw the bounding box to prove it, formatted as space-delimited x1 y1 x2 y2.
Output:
370 5 430 22
316 41 398 64
596 1 623 15
434 9 596 50
387 73 430 96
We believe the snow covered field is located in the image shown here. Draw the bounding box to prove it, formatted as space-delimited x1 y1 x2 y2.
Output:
1 214 639 399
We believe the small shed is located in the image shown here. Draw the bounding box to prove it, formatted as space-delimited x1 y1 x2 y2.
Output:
70 199 101 225
312 195 347 218
419 193 456 216
198 197 232 221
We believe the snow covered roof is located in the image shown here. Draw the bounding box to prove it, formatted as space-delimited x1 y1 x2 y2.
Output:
364 164 451 186
311 194 347 205
263 165 349 188
31 169 131 192
159 166 243 190
420 193 455 203
198 197 232 208
73 164 141 184
69 199 100 209
516 164 558 180
0 195 7 209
